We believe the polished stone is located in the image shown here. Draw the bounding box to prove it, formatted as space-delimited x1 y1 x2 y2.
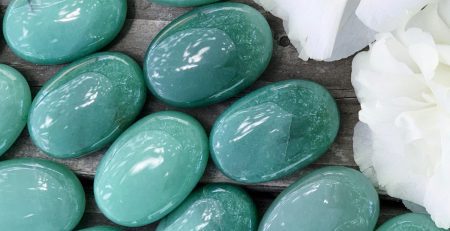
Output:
78 226 122 231
259 166 379 231
0 64 31 156
0 158 85 231
3 0 127 64
28 52 146 159
94 111 209 227
157 184 257 231
210 80 340 183
377 213 444 231
150 0 220 7
144 2 273 107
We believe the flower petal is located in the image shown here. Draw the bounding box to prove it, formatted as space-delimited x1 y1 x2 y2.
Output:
356 0 432 32
253 0 375 61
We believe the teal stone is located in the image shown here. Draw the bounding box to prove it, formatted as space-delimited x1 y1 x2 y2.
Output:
0 158 85 231
157 184 258 231
210 80 340 183
78 226 122 231
144 2 273 107
259 167 379 231
150 0 220 7
3 0 127 64
28 52 147 159
377 213 445 231
0 64 31 156
94 111 209 227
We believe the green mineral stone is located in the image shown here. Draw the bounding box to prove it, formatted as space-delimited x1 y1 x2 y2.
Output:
377 213 445 231
157 184 257 231
144 2 272 107
150 0 220 7
28 52 146 159
211 80 340 183
259 167 379 231
77 226 122 231
3 0 127 64
94 111 209 227
0 64 31 156
0 158 85 231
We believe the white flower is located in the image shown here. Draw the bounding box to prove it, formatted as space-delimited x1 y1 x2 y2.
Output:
356 0 433 32
253 0 432 61
253 0 375 61
352 1 450 228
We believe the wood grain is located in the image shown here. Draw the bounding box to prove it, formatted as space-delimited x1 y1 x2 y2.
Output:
0 0 407 229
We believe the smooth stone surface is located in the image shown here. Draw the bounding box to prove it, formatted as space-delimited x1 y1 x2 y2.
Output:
78 226 122 231
144 2 273 107
94 111 209 227
0 64 31 156
377 213 445 231
3 0 127 64
210 80 340 183
259 166 379 231
28 52 146 159
0 158 85 231
150 0 220 7
157 184 258 231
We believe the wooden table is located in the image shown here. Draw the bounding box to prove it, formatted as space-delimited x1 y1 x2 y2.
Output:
0 0 408 230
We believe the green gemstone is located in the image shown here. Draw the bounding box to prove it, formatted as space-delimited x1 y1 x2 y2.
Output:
94 111 209 227
0 64 31 156
77 226 122 231
259 167 379 231
28 52 147 159
0 158 85 231
144 2 273 107
377 213 444 231
150 0 220 7
210 80 340 183
157 184 258 231
3 0 127 64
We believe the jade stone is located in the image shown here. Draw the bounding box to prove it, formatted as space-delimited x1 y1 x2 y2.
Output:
150 0 220 7
78 226 122 231
28 52 147 159
259 166 379 231
210 80 340 183
157 184 258 231
0 64 31 156
94 111 209 227
144 2 273 107
377 213 445 231
0 158 85 231
3 0 127 64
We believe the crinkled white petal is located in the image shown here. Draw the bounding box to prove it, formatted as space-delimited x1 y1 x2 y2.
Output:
369 33 418 74
437 45 450 65
408 1 450 44
352 2 450 227
253 0 375 61
353 122 379 185
356 0 432 32
397 28 439 78
423 114 450 228
326 0 376 61
438 0 450 25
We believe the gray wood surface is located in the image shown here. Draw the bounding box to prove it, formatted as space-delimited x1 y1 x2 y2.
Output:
0 0 408 230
